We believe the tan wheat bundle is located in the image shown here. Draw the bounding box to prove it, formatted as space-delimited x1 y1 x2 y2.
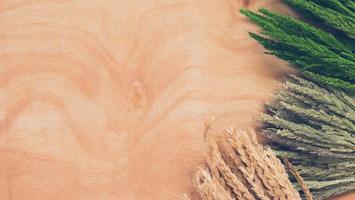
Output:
192 118 310 200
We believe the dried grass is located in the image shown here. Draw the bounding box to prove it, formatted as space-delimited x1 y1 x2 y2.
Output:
192 117 304 200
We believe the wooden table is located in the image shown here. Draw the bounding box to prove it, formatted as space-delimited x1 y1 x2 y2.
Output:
0 0 353 199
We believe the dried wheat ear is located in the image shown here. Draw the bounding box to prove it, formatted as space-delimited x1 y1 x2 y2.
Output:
189 118 311 200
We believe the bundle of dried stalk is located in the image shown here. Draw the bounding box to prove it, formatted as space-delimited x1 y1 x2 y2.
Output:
191 118 309 200
262 75 355 199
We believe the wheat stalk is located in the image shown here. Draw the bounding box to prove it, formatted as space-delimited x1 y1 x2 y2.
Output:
191 118 307 200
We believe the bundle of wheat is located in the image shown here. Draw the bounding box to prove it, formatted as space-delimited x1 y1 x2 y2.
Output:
190 118 311 200
262 75 355 199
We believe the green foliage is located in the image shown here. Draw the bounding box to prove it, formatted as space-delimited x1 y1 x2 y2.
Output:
262 75 355 200
240 2 355 94
284 0 355 39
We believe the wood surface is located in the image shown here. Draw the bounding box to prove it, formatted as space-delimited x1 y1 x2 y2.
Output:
0 0 353 199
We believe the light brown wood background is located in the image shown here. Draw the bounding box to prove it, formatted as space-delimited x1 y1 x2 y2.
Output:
0 0 353 199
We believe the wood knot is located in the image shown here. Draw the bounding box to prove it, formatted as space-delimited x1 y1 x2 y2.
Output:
243 0 250 8
129 79 147 109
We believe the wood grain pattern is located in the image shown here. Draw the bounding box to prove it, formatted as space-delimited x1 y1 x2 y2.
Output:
0 0 352 199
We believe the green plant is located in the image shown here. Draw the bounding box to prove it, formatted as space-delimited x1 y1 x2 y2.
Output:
240 0 355 94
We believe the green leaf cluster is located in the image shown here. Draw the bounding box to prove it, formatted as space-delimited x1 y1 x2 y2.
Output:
284 0 355 39
240 1 355 94
262 75 355 199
